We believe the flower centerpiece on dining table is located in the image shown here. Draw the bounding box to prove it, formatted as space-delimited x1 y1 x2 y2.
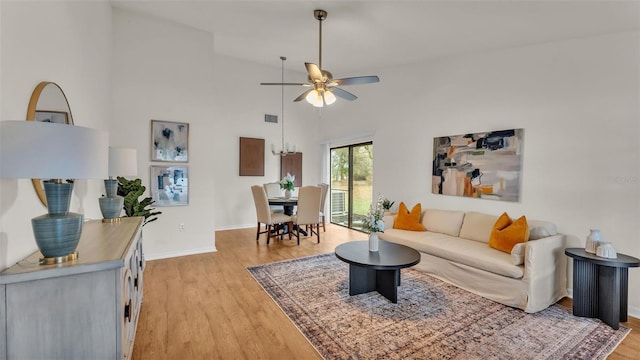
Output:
280 173 295 199
363 194 386 252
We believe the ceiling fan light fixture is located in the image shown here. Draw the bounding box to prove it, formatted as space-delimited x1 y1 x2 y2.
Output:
306 89 324 107
324 90 337 105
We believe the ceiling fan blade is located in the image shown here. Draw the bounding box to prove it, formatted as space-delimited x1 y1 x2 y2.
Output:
331 87 358 101
331 75 380 86
305 63 324 83
294 89 314 102
260 82 309 86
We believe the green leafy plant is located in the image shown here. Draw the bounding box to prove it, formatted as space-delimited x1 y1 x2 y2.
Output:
382 197 395 210
117 177 162 226
280 173 295 191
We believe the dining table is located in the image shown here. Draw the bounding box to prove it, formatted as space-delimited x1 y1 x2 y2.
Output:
267 197 298 216
267 197 307 236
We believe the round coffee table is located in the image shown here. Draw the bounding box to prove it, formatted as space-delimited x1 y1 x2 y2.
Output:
335 240 420 303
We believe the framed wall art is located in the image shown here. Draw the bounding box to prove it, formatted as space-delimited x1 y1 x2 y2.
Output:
432 129 523 202
239 137 265 176
35 110 69 124
150 165 189 206
151 120 189 162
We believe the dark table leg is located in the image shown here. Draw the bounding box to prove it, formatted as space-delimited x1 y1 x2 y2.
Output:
572 259 599 318
376 269 400 303
349 264 376 296
598 266 621 329
347 265 400 303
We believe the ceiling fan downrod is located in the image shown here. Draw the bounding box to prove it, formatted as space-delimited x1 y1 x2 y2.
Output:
314 9 327 71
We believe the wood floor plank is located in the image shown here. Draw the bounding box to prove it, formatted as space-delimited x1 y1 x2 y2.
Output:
133 224 638 359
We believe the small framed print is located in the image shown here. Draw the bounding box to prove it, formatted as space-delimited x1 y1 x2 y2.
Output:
151 120 189 162
35 110 69 124
150 165 189 206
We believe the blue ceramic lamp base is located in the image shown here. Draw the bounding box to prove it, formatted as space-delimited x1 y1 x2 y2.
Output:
32 181 83 264
99 179 124 223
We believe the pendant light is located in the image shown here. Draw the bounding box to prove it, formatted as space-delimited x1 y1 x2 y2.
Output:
271 56 296 156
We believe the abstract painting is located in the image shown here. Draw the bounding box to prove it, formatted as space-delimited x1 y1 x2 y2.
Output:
151 120 189 162
150 165 189 206
432 129 523 202
35 110 69 124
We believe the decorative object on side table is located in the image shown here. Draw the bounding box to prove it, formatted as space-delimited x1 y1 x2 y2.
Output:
363 194 386 252
280 172 295 199
381 197 395 216
596 242 618 259
585 229 603 254
99 147 137 222
0 121 108 264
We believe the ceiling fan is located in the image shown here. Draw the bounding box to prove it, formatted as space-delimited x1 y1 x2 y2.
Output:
260 9 380 107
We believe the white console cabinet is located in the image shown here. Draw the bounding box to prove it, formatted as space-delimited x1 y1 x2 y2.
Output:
0 217 145 360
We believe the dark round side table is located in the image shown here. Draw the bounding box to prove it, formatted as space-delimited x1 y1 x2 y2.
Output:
565 248 640 329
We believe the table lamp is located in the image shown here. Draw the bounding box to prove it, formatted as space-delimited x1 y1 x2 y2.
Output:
99 147 137 222
0 120 108 264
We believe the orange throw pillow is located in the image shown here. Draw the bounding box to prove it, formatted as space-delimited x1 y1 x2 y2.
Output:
488 212 529 253
393 202 426 231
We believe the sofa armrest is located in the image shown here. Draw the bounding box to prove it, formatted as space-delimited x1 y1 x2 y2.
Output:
522 234 568 312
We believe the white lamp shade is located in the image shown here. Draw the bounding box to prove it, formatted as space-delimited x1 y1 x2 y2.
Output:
109 147 137 177
324 90 337 105
0 120 108 179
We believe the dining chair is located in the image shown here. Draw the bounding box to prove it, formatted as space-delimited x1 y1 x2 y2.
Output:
318 183 329 232
264 182 284 213
291 185 322 245
251 185 292 244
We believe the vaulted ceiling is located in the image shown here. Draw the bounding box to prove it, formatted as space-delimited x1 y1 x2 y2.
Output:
111 1 640 75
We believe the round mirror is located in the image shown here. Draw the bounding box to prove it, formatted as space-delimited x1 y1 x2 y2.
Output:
26 81 75 206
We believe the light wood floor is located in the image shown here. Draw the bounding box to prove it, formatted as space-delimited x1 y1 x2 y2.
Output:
132 224 639 359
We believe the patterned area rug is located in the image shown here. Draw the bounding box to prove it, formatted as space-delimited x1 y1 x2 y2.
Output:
247 253 630 360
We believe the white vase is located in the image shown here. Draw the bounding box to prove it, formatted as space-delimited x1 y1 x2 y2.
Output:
369 232 379 252
284 189 292 199
585 229 603 254
596 242 617 259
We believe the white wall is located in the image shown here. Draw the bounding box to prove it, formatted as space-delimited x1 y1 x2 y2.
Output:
320 31 640 314
112 8 217 259
0 0 113 269
211 54 322 230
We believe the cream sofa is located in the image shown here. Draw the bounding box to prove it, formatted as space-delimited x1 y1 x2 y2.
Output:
379 209 567 313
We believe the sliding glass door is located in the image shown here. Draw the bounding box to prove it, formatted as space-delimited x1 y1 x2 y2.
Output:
329 142 373 231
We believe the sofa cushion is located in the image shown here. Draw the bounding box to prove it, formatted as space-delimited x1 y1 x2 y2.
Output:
393 202 426 231
421 209 465 237
380 229 524 279
488 213 529 253
458 211 499 243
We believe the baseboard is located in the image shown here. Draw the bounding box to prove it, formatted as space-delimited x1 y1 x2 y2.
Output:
145 246 217 261
565 287 639 319
215 223 255 231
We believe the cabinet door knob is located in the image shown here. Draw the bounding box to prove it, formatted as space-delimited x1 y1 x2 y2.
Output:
124 299 132 322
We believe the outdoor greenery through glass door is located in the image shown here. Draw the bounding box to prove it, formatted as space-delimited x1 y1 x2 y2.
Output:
330 142 373 232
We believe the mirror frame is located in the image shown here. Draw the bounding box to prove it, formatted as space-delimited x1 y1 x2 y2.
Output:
26 81 75 207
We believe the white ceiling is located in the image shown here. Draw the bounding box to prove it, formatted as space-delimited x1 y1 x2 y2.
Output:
111 0 640 76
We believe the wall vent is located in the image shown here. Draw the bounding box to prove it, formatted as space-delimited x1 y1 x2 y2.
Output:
265 114 278 123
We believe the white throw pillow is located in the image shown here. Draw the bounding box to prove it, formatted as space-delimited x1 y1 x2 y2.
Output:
422 209 465 237
511 242 526 265
459 211 499 243
527 220 557 240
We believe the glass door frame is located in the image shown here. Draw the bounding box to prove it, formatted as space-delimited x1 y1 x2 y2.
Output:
329 141 373 231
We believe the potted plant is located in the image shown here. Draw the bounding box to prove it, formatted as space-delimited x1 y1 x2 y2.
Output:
117 177 162 226
362 194 386 252
280 173 295 199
